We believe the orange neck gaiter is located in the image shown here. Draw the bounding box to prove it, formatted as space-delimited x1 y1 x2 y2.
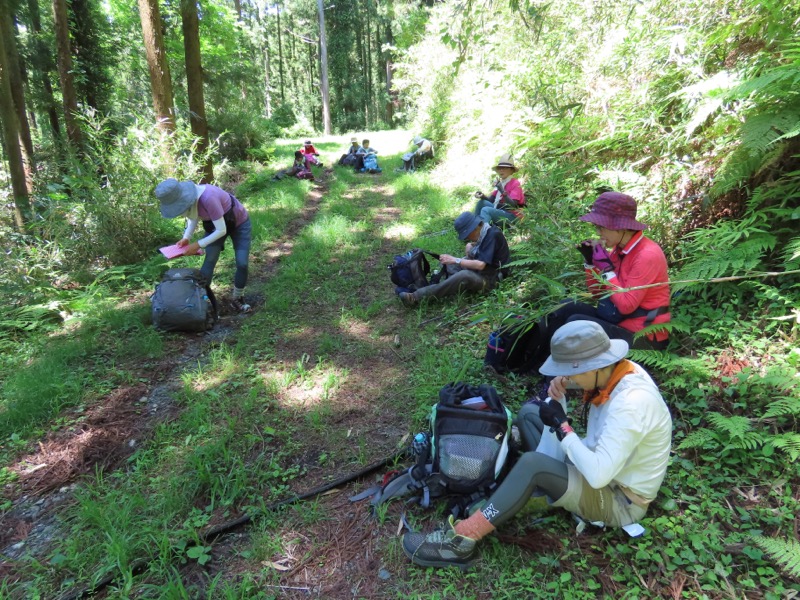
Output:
583 360 636 407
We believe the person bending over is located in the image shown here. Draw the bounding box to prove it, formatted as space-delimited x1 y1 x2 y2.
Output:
399 212 510 307
156 178 252 312
403 320 673 568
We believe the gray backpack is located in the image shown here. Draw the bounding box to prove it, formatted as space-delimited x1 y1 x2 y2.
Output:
151 268 218 332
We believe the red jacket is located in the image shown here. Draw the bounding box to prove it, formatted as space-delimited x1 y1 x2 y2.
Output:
300 144 319 156
585 231 670 341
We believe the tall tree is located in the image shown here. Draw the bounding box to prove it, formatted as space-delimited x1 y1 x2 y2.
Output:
52 0 83 148
0 2 32 229
0 10 35 192
69 0 114 114
137 0 176 134
317 0 330 134
180 0 213 182
26 0 61 140
276 1 285 103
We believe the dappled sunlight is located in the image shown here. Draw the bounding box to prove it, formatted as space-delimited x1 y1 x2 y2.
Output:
383 222 417 240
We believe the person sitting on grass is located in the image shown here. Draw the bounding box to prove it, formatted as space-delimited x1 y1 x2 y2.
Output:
356 139 381 173
272 151 314 181
484 191 671 377
156 178 252 312
402 320 673 569
398 135 434 172
473 154 526 225
339 137 363 166
300 140 323 167
399 212 510 307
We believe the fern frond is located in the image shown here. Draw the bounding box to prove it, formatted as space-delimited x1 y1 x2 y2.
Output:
769 433 800 461
705 413 765 450
762 395 800 419
752 535 800 578
782 235 800 269
674 232 776 288
678 428 717 450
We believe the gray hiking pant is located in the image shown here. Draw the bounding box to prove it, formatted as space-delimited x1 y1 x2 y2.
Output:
413 267 496 301
479 403 569 528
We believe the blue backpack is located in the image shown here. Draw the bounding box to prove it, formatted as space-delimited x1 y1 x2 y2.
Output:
389 249 435 294
363 154 381 172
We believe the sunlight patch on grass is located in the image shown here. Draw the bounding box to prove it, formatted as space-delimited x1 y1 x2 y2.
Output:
383 222 418 240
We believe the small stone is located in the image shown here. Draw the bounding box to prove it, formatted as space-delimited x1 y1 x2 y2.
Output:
393 335 400 347
378 568 391 580
128 439 137 448
11 542 25 551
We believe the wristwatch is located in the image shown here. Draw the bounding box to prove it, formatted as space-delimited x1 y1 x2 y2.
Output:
456 258 462 265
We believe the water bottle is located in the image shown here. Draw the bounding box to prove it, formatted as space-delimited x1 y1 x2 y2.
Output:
412 432 429 457
411 432 429 481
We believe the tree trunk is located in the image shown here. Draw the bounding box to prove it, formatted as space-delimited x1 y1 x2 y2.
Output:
137 0 176 134
0 12 32 229
0 10 34 193
384 18 394 126
276 2 284 103
180 0 213 182
26 0 60 140
316 0 331 134
52 0 82 149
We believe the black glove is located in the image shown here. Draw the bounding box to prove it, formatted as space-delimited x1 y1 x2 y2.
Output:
539 399 572 440
576 240 594 265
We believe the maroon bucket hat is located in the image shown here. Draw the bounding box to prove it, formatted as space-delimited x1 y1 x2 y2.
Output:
579 192 647 231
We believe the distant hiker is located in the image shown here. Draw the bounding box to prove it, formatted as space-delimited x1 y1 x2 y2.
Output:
403 320 673 569
339 137 363 166
273 151 314 181
156 178 252 312
300 140 322 167
399 136 434 172
356 139 380 173
473 154 526 225
486 191 671 376
399 212 510 307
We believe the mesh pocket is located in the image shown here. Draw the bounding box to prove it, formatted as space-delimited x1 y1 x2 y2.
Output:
438 434 499 482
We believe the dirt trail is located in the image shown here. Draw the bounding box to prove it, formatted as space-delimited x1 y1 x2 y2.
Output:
1 169 420 598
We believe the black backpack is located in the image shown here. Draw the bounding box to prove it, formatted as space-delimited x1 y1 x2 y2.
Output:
388 249 441 294
483 316 542 375
351 382 515 517
151 268 218 332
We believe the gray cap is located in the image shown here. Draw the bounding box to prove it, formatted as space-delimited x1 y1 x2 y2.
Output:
539 321 628 376
155 178 199 218
454 212 482 240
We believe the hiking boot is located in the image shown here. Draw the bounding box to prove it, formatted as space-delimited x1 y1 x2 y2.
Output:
402 516 478 569
230 298 251 313
399 292 417 307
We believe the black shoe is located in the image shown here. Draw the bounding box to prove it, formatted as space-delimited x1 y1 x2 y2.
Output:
399 292 418 307
230 298 251 313
402 517 478 569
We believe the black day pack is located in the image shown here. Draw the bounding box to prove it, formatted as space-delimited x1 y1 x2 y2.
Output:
351 382 515 517
151 268 218 332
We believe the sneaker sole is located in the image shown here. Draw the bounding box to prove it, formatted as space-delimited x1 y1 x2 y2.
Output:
401 543 478 571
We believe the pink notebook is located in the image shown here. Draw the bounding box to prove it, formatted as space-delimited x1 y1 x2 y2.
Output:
159 244 204 259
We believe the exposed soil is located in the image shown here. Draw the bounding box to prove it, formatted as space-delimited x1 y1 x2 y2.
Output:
0 168 424 598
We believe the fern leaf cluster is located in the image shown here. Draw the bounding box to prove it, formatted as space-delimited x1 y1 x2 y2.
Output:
752 535 800 578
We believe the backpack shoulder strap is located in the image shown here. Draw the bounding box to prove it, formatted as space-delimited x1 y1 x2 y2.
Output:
205 284 219 322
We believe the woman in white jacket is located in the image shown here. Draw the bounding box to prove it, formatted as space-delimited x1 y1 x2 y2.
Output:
403 320 673 569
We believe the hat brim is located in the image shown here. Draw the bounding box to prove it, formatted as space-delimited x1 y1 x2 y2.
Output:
579 213 647 231
456 214 482 240
159 181 200 218
539 338 629 376
493 164 518 173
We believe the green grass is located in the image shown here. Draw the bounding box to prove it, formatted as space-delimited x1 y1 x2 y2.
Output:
1 131 799 598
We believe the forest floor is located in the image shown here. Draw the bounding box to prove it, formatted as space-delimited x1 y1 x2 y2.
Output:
0 162 438 598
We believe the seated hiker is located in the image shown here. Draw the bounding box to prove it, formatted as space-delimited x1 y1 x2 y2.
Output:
486 191 671 376
338 137 363 166
403 320 673 569
356 139 381 173
300 140 322 166
400 135 434 172
473 154 526 225
156 178 252 312
273 151 314 181
399 212 509 307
